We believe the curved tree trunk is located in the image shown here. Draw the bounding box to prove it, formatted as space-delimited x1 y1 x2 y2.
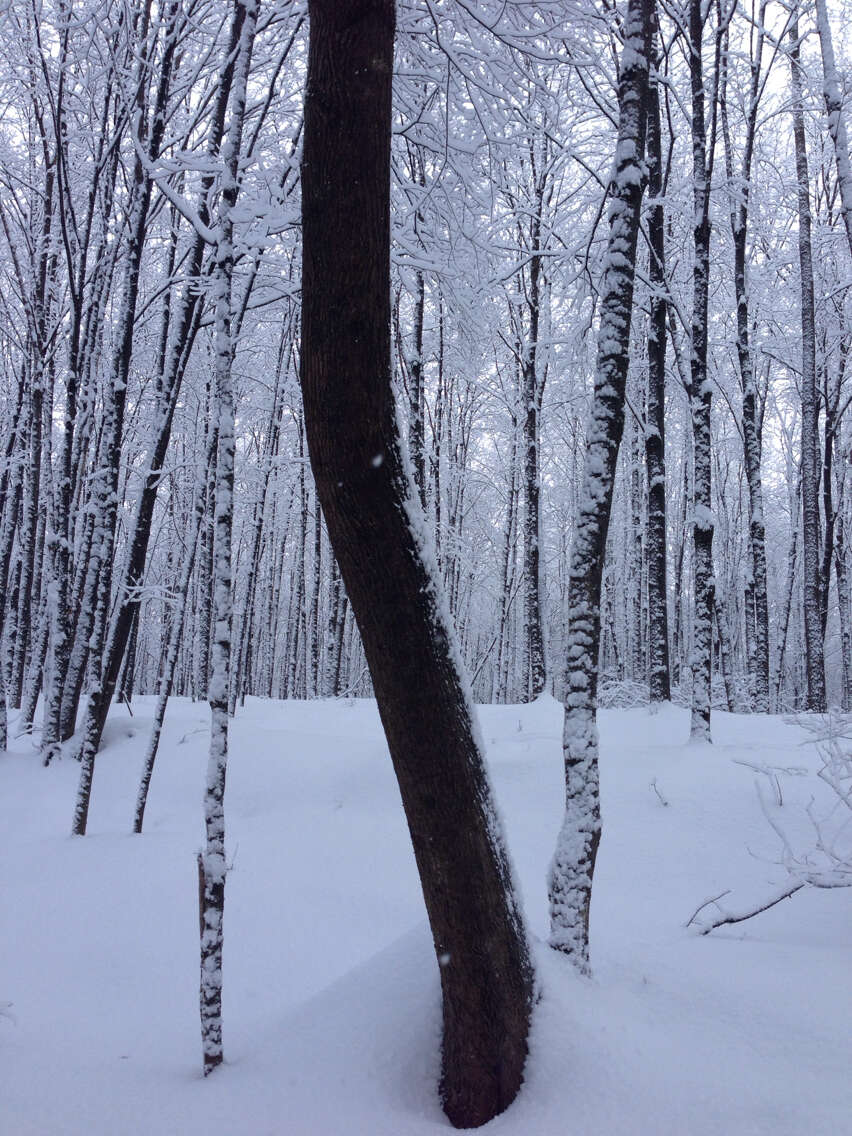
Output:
301 1 533 1126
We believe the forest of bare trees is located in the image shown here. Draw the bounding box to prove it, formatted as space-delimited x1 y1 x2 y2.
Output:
2 0 852 1126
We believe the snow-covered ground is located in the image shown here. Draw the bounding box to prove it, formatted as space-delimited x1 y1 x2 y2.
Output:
2 696 851 1135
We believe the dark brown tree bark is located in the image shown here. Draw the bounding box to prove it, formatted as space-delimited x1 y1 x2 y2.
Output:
301 1 533 1126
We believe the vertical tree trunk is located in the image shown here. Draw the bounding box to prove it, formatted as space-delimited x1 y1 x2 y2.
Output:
720 8 770 712
713 590 735 712
0 375 25 749
790 16 827 712
408 267 427 509
814 0 852 262
199 0 259 1075
835 489 851 711
549 0 651 970
671 457 690 688
629 414 644 681
301 1 534 1124
686 0 717 741
196 431 217 700
645 41 671 701
495 418 519 703
308 498 321 697
324 558 342 696
774 467 802 710
522 211 546 701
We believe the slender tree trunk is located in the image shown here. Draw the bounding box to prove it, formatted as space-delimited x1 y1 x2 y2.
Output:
720 10 770 711
409 267 427 508
198 0 259 1075
549 0 651 970
496 418 519 702
814 0 852 262
686 0 717 741
714 590 735 711
0 377 25 749
671 458 690 688
774 466 802 710
308 499 321 697
196 431 217 700
645 57 671 700
522 218 546 701
790 17 827 712
835 487 851 711
19 600 49 736
629 414 644 681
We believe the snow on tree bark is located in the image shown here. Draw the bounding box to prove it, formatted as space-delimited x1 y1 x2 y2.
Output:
835 499 851 711
72 2 183 830
720 6 770 713
685 0 718 742
548 0 651 971
522 203 547 701
408 266 427 510
199 0 259 1075
814 0 852 265
629 412 644 681
645 22 671 703
70 0 242 800
0 377 25 749
790 16 827 713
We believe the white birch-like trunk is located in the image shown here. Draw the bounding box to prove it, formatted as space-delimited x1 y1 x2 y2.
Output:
199 0 258 1076
549 0 651 971
815 0 852 262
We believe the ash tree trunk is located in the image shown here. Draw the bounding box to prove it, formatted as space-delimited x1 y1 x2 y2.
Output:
835 482 851 711
790 16 827 712
8 159 54 711
720 8 770 712
198 0 259 1075
521 203 547 701
685 0 719 742
0 377 26 749
301 0 534 1126
815 0 852 263
408 263 427 509
644 17 671 703
548 0 652 971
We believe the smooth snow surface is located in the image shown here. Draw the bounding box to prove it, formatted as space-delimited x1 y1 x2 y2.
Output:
3 697 851 1134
